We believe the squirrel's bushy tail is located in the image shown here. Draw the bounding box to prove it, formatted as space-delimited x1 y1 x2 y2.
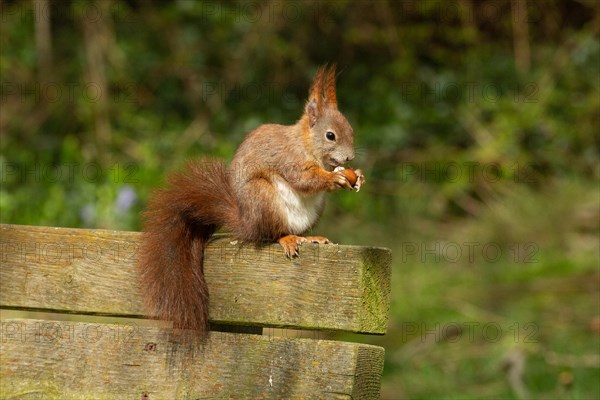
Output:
137 160 237 337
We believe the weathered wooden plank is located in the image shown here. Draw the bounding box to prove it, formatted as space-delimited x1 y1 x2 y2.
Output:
0 224 391 334
0 318 384 399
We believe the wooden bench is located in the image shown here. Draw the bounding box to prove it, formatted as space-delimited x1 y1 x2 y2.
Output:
0 224 391 399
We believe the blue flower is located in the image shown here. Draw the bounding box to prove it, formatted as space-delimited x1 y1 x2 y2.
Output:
115 185 137 214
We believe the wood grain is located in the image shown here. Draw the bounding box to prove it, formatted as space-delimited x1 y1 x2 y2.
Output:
0 318 384 399
0 224 391 334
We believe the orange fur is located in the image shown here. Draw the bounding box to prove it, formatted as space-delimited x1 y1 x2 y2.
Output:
323 64 338 107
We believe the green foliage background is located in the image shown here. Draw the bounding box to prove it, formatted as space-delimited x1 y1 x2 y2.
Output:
1 0 598 398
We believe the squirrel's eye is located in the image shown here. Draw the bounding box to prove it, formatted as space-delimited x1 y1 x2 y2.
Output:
326 131 336 141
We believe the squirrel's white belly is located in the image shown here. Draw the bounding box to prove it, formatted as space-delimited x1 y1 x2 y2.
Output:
274 178 325 234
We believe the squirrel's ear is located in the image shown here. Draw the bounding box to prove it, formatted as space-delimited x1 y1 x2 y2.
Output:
305 66 327 127
306 98 319 127
323 64 337 109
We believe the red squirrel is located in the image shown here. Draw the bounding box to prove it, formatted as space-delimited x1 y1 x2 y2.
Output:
137 65 365 338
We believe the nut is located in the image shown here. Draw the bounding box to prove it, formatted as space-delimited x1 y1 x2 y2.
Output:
341 169 358 187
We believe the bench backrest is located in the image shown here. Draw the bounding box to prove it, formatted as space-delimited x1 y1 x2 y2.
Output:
0 224 391 398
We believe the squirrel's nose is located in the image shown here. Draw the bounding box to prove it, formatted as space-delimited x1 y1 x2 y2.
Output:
346 154 355 162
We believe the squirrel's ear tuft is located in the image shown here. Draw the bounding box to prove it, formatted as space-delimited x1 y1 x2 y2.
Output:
305 65 327 126
323 64 337 109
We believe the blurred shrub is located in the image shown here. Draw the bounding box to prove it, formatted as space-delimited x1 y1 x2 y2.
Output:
1 0 598 231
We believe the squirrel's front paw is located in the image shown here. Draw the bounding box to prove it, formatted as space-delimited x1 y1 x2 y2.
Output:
328 169 353 191
333 167 365 192
353 169 365 192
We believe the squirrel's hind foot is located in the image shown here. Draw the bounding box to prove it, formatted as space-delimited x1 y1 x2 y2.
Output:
278 235 333 258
